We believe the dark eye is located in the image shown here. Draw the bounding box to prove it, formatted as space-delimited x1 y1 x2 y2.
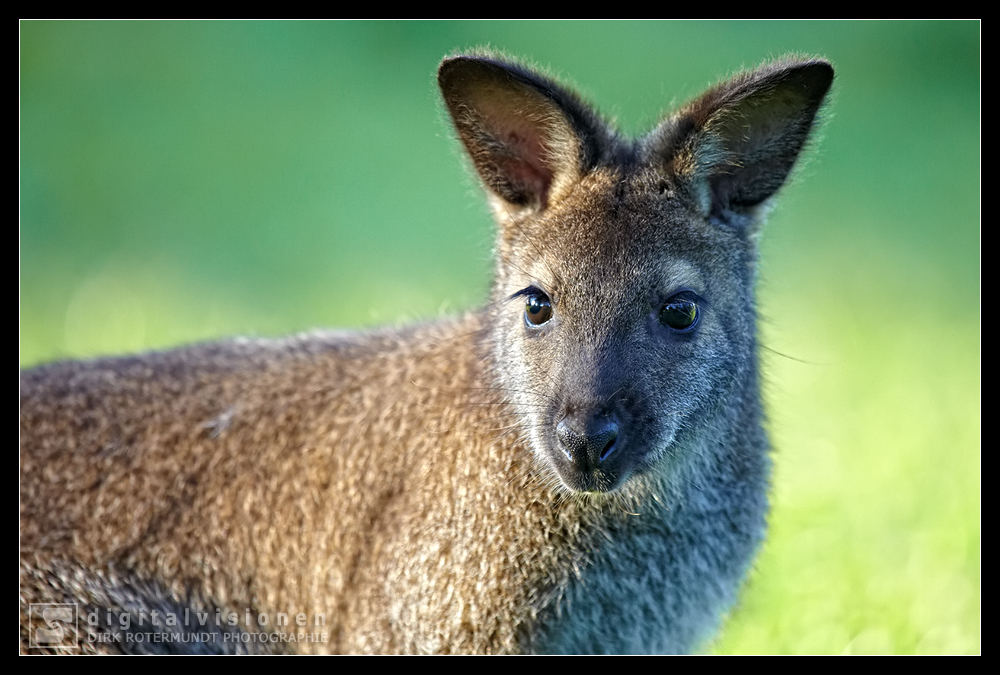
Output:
524 293 553 326
659 297 699 331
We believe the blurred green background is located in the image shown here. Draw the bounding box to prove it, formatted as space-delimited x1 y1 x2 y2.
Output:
20 21 979 654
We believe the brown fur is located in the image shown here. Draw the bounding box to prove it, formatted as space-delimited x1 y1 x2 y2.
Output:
22 321 596 653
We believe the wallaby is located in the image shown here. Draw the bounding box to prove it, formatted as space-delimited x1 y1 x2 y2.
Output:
20 52 833 654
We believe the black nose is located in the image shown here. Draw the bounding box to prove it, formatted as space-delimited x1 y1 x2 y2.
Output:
556 417 619 469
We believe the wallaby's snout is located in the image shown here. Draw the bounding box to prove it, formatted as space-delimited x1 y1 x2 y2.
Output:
542 321 652 493
557 412 619 465
554 408 622 491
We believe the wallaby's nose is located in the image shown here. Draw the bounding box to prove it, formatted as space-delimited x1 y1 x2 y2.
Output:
557 416 619 469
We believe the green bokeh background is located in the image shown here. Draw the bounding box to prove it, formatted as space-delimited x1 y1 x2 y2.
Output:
20 21 980 654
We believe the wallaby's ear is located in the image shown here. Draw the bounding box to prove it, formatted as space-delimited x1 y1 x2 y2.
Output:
653 59 833 225
438 55 608 216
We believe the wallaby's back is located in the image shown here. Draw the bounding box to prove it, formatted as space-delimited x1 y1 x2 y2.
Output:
20 53 833 654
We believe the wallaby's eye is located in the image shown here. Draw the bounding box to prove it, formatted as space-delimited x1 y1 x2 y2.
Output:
525 293 553 326
510 287 554 328
659 297 699 331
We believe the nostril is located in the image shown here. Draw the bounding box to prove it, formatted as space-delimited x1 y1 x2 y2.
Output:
595 422 619 462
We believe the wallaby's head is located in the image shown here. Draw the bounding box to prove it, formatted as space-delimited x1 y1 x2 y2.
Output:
439 54 832 495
